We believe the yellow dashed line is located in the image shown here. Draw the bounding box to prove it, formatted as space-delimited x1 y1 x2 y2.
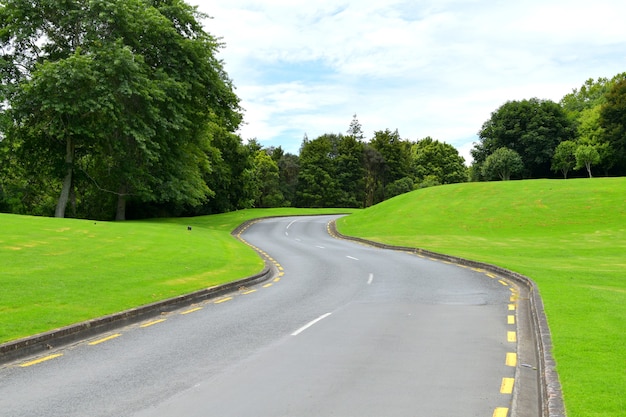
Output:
214 297 233 304
498 279 508 286
486 273 497 278
493 407 509 417
508 304 516 311
263 283 273 288
507 331 517 342
180 307 202 315
140 319 166 328
89 333 121 345
19 353 63 367
507 315 515 325
273 277 281 282
506 352 517 367
242 289 257 295
500 377 515 394
510 295 517 302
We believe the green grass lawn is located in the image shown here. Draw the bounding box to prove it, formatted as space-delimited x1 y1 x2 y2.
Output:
0 207 352 344
337 178 626 417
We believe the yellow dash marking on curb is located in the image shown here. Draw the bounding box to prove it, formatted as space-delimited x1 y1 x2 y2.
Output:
214 297 233 304
508 304 516 311
242 289 257 295
19 353 63 367
140 319 166 328
486 273 497 278
506 352 517 367
180 307 202 315
278 266 284 271
507 331 517 342
493 407 509 417
263 283 273 288
273 277 281 282
508 315 515 325
500 377 515 394
498 279 508 286
89 334 121 345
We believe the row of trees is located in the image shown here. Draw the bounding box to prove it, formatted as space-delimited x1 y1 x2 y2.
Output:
1 0 624 219
471 73 626 180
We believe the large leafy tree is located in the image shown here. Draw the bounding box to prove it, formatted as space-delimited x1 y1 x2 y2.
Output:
295 134 341 207
561 73 626 175
411 137 467 186
600 77 626 175
335 135 365 208
369 129 412 200
481 148 524 181
473 98 576 178
0 0 241 220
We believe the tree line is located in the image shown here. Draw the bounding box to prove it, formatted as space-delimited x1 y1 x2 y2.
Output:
1 0 624 220
471 73 626 180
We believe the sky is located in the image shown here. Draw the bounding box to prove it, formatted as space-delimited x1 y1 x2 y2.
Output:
191 0 626 163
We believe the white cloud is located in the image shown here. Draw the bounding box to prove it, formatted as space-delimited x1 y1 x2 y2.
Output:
194 0 626 161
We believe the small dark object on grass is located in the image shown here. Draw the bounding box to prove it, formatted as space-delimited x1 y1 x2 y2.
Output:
187 226 192 231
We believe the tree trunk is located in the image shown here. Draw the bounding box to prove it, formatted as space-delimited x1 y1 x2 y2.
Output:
586 163 593 178
55 137 75 218
115 185 127 221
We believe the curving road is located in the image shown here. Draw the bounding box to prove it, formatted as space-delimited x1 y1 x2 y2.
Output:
0 215 521 416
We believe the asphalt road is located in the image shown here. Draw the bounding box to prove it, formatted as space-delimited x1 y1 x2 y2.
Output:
0 215 519 416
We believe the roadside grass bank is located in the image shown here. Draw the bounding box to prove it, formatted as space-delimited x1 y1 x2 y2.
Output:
0 208 353 344
336 178 626 417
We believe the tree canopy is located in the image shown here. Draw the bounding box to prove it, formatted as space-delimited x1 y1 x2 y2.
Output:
473 98 576 179
0 0 241 219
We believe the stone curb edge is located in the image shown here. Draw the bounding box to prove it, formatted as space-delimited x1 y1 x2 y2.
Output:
328 220 566 417
0 263 271 365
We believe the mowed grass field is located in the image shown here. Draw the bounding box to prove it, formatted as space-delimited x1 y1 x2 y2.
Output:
0 208 351 344
337 178 625 417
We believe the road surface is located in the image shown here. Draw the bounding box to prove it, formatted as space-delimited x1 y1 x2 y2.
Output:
0 215 520 416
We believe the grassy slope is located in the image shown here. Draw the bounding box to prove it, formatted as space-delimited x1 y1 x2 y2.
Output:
337 178 625 417
0 207 352 344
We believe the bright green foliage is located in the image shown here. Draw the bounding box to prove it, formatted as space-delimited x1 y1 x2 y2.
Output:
296 134 341 207
575 144 600 178
551 140 578 178
411 137 467 186
474 98 576 178
335 135 365 207
481 147 524 180
337 178 626 417
560 74 626 175
252 150 284 208
0 0 242 220
370 129 412 187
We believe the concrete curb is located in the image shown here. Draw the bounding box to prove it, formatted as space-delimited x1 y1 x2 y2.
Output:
0 266 271 365
328 220 566 417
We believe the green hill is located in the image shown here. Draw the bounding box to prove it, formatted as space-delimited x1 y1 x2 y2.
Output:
337 178 626 417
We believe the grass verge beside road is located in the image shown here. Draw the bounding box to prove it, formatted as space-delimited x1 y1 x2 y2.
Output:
0 208 352 344
337 178 625 417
